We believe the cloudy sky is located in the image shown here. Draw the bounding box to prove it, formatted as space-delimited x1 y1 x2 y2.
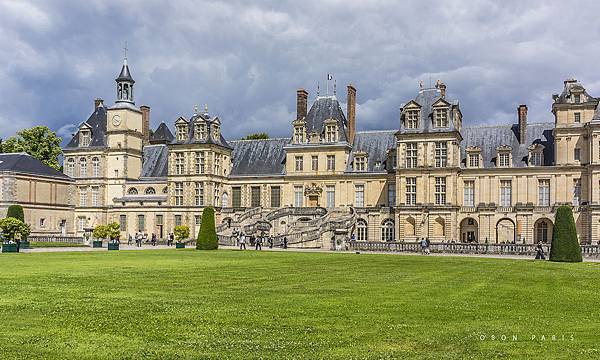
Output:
2 0 600 143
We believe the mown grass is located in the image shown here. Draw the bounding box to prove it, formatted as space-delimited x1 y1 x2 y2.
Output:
0 250 598 359
29 242 88 248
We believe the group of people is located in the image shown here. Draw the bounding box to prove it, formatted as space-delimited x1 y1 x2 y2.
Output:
127 232 162 247
233 231 287 250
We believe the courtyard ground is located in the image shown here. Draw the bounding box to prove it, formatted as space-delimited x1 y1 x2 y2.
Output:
0 250 598 359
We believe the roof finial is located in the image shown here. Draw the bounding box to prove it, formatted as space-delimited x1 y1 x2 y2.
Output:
419 80 423 89
317 81 320 96
333 79 337 96
193 104 198 115
123 41 128 64
204 104 209 114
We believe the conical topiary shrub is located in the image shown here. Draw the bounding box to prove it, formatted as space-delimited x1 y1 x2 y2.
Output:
549 205 582 262
7 205 24 222
196 207 218 250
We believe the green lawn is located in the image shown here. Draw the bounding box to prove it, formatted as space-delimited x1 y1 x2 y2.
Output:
0 250 598 359
29 241 89 248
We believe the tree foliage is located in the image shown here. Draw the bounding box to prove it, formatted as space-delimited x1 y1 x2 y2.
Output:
241 132 269 140
6 205 25 222
196 207 218 250
174 225 190 242
549 205 582 262
92 225 108 240
0 217 31 241
106 222 121 240
1 126 63 170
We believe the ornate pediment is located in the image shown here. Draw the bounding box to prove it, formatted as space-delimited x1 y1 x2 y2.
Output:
304 183 322 196
496 145 512 152
466 146 481 153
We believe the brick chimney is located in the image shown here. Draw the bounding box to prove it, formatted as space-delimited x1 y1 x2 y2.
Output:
296 89 308 121
347 84 356 145
94 98 104 109
140 105 150 145
518 104 527 144
438 82 447 98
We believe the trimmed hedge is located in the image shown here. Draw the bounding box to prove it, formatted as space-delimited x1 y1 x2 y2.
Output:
196 207 218 250
549 205 582 262
7 205 24 222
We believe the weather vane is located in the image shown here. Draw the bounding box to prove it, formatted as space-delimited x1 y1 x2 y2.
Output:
123 41 128 59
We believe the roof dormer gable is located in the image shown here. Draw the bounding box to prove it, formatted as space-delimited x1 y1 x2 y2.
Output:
175 116 188 125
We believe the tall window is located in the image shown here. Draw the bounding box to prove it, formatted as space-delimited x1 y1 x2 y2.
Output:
406 110 419 129
537 221 550 243
406 177 416 205
498 152 510 167
356 219 367 241
195 122 206 140
355 156 367 171
251 186 261 207
573 179 581 206
500 180 512 207
79 187 87 206
464 181 474 207
355 184 365 207
388 183 396 206
232 187 242 208
66 158 75 177
213 123 220 140
294 126 304 143
530 151 543 166
137 214 145 232
176 124 187 141
574 148 581 162
435 177 446 205
214 187 219 206
195 152 205 174
574 94 581 103
81 131 91 147
119 215 127 231
270 186 281 208
295 156 303 172
92 157 100 177
78 217 86 232
381 219 395 241
538 179 550 206
325 124 337 142
327 155 335 171
326 185 335 208
435 142 447 167
195 182 204 206
468 154 479 168
175 153 184 175
175 215 182 226
175 182 183 206
434 109 448 127
79 157 87 177
214 153 222 175
91 186 99 207
574 112 581 123
311 155 318 171
294 186 303 207
406 143 417 168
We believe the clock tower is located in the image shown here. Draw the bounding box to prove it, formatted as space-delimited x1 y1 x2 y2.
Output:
105 54 144 200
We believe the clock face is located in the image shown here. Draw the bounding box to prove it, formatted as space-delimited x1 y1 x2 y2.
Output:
112 115 122 127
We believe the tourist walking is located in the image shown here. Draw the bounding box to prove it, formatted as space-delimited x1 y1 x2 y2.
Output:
535 243 546 260
239 233 246 250
425 237 430 255
127 234 133 246
283 236 288 249
168 232 174 246
151 233 157 246
420 238 427 255
255 236 262 251
268 236 273 249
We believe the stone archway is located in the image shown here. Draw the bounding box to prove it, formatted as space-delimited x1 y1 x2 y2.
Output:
534 218 553 244
460 217 478 243
496 218 516 243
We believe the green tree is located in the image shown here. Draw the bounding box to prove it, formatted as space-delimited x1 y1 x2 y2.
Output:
1 126 62 170
174 225 190 243
549 205 582 262
241 132 269 140
196 207 218 250
106 222 121 240
6 205 24 222
92 225 108 240
0 217 31 241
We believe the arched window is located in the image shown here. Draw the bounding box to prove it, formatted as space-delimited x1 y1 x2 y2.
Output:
92 157 100 177
222 192 229 207
66 158 75 177
128 188 138 195
381 219 395 242
163 187 168 194
356 218 368 241
79 157 87 177
145 187 156 195
405 217 416 237
536 220 551 243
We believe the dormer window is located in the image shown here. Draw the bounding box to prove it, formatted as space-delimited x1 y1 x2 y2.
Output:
80 130 91 147
406 110 419 129
324 120 338 142
176 124 188 141
293 121 306 144
213 123 220 140
497 146 512 167
528 144 545 166
574 94 581 104
434 109 449 127
354 152 368 171
466 146 481 168
194 122 207 140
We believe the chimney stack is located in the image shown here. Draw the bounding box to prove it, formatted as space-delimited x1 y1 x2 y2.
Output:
94 98 104 109
296 89 308 121
140 105 150 145
518 104 527 144
347 84 356 145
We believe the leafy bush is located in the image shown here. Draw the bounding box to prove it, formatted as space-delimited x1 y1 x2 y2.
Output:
92 225 108 240
549 205 582 262
6 205 24 222
0 217 31 241
174 225 190 243
196 207 218 250
106 222 121 240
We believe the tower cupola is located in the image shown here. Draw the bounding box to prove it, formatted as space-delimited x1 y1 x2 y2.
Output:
115 55 135 104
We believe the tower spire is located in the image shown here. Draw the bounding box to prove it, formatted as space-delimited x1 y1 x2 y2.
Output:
115 44 135 104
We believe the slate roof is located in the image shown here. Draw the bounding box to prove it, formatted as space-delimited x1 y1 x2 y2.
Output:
116 59 134 83
0 153 72 180
399 87 460 133
150 122 174 144
301 96 349 143
229 138 289 176
347 130 397 173
140 145 169 179
555 79 594 104
172 113 232 149
65 105 107 148
461 122 555 168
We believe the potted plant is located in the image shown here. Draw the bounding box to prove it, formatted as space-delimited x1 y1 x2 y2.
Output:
0 217 31 253
106 222 121 251
92 225 107 248
174 225 190 249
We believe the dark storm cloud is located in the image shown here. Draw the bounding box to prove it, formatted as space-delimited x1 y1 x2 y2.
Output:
2 0 600 142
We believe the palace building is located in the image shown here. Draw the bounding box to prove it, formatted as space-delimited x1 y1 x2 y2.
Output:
7 56 600 245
